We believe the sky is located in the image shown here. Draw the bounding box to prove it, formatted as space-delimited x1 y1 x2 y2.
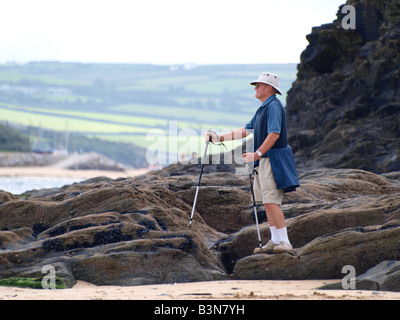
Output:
0 0 346 65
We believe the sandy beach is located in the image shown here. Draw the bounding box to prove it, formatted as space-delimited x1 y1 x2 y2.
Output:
0 279 399 300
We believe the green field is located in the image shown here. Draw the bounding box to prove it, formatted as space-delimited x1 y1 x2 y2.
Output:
0 62 297 157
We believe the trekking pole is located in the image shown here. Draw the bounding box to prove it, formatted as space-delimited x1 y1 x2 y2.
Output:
246 159 263 249
189 135 212 228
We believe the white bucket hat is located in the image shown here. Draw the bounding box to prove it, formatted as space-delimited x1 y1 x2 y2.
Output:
250 72 282 95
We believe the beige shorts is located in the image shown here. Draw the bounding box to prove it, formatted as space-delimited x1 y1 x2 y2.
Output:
253 157 284 205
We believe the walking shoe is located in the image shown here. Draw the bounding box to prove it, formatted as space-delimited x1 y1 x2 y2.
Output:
253 240 278 254
272 241 293 254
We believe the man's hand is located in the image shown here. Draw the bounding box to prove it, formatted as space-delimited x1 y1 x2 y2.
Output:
205 131 219 143
242 152 261 163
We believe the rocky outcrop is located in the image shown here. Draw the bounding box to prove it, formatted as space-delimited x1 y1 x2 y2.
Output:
286 0 400 173
318 260 400 291
216 168 400 280
1 167 400 291
54 152 127 171
0 152 128 171
233 222 400 281
0 152 66 167
0 175 230 287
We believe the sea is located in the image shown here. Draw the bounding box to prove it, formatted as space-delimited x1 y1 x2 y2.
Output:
0 177 83 195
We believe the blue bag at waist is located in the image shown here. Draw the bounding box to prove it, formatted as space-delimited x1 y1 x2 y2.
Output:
266 145 299 193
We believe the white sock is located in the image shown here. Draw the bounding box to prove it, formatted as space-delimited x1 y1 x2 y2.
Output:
276 227 290 244
270 226 280 244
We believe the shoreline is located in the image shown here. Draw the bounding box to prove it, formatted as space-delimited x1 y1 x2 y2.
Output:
1 279 399 300
0 165 149 180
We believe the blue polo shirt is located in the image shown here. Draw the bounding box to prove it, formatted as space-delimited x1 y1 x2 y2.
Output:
244 95 287 166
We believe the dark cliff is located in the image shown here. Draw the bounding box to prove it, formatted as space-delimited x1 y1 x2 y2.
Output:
286 0 400 173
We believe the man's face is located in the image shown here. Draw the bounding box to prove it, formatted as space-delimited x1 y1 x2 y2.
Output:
254 83 271 101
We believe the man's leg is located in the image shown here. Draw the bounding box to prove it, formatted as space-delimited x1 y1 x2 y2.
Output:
265 203 289 243
265 203 292 252
264 203 284 228
253 158 292 253
264 203 279 244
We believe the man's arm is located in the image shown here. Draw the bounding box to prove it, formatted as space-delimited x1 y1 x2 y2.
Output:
220 128 249 142
243 132 280 163
256 132 280 155
205 128 249 142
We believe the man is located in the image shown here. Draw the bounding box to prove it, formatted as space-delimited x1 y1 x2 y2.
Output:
205 72 293 254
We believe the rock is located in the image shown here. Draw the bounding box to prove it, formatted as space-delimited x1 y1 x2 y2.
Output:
72 235 224 286
0 152 129 171
0 176 229 287
218 168 400 274
1 167 400 291
54 152 128 171
0 152 66 167
0 261 76 288
177 186 253 233
0 191 18 204
317 279 380 291
318 260 400 292
233 222 400 281
286 0 400 174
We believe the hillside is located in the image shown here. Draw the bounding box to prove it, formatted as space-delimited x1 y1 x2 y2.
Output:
0 123 30 152
0 62 297 163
